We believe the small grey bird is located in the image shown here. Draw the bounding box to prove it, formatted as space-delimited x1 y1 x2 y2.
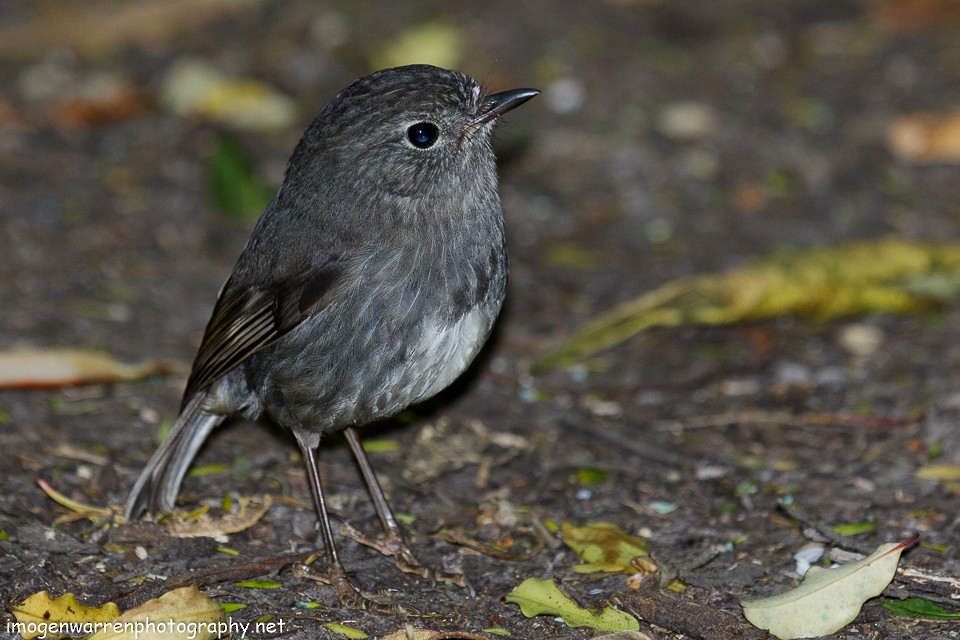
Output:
125 64 537 609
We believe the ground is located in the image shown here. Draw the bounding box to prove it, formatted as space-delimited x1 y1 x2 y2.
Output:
1 1 960 639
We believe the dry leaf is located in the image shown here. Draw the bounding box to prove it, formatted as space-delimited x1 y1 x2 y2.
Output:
593 633 656 640
324 622 369 639
0 348 175 389
10 592 120 640
165 494 272 538
0 0 268 60
380 631 492 640
559 521 652 574
38 478 119 527
741 534 918 639
87 586 226 640
54 89 151 126
372 21 464 70
888 109 960 162
161 59 298 131
916 463 960 481
870 0 960 34
536 239 960 371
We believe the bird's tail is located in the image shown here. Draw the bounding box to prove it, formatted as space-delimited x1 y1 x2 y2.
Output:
125 393 224 520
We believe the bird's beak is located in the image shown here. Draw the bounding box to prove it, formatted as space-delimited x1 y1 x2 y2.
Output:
474 88 540 125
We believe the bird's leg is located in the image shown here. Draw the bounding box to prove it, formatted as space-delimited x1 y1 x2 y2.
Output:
342 426 465 586
294 436 403 613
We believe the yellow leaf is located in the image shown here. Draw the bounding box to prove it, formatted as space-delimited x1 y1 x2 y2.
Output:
372 20 464 70
560 521 651 574
87 585 226 640
916 464 960 481
536 239 960 371
38 478 114 521
10 592 120 640
324 623 368 639
161 59 298 131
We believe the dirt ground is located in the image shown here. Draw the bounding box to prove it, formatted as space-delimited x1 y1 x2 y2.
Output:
2 1 960 639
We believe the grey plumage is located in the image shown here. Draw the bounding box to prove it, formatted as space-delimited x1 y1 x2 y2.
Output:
125 65 537 607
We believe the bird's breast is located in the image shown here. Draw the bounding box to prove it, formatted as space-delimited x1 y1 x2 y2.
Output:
407 305 489 404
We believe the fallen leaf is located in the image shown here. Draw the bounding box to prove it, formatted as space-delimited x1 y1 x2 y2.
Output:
10 592 120 640
54 89 152 126
832 522 877 536
324 622 369 639
888 109 960 162
219 603 245 613
0 348 176 389
505 577 639 631
593 632 657 640
559 521 652 574
372 20 464 70
87 585 226 640
882 596 960 620
536 239 960 372
916 463 960 481
741 534 918 639
234 580 282 589
545 242 602 269
870 0 960 34
165 495 272 538
380 631 492 640
38 478 118 526
188 463 231 476
0 0 269 60
161 58 298 131
362 438 401 453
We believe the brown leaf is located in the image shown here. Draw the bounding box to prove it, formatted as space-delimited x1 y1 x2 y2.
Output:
0 348 177 389
0 0 268 60
888 110 960 163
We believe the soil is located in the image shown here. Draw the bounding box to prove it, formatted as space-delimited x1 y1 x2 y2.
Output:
1 1 959 639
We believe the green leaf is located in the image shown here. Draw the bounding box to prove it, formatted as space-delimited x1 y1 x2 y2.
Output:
883 597 960 620
207 135 274 221
361 438 400 453
324 622 369 638
576 468 609 486
220 603 246 613
833 522 877 536
234 580 282 589
188 463 230 476
505 578 639 631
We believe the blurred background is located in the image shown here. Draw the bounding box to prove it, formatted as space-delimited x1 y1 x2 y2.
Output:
2 1 960 637
4 0 960 362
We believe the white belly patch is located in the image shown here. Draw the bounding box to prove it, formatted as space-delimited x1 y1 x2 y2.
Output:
412 307 487 403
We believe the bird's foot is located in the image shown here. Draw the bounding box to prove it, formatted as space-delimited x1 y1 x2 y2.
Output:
293 554 405 614
337 520 466 587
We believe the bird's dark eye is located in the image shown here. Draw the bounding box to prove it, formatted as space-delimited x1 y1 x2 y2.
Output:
407 122 439 148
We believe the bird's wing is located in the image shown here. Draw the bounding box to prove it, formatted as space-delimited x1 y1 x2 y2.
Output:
182 255 344 403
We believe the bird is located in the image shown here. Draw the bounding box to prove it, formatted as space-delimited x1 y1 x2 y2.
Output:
125 64 538 609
